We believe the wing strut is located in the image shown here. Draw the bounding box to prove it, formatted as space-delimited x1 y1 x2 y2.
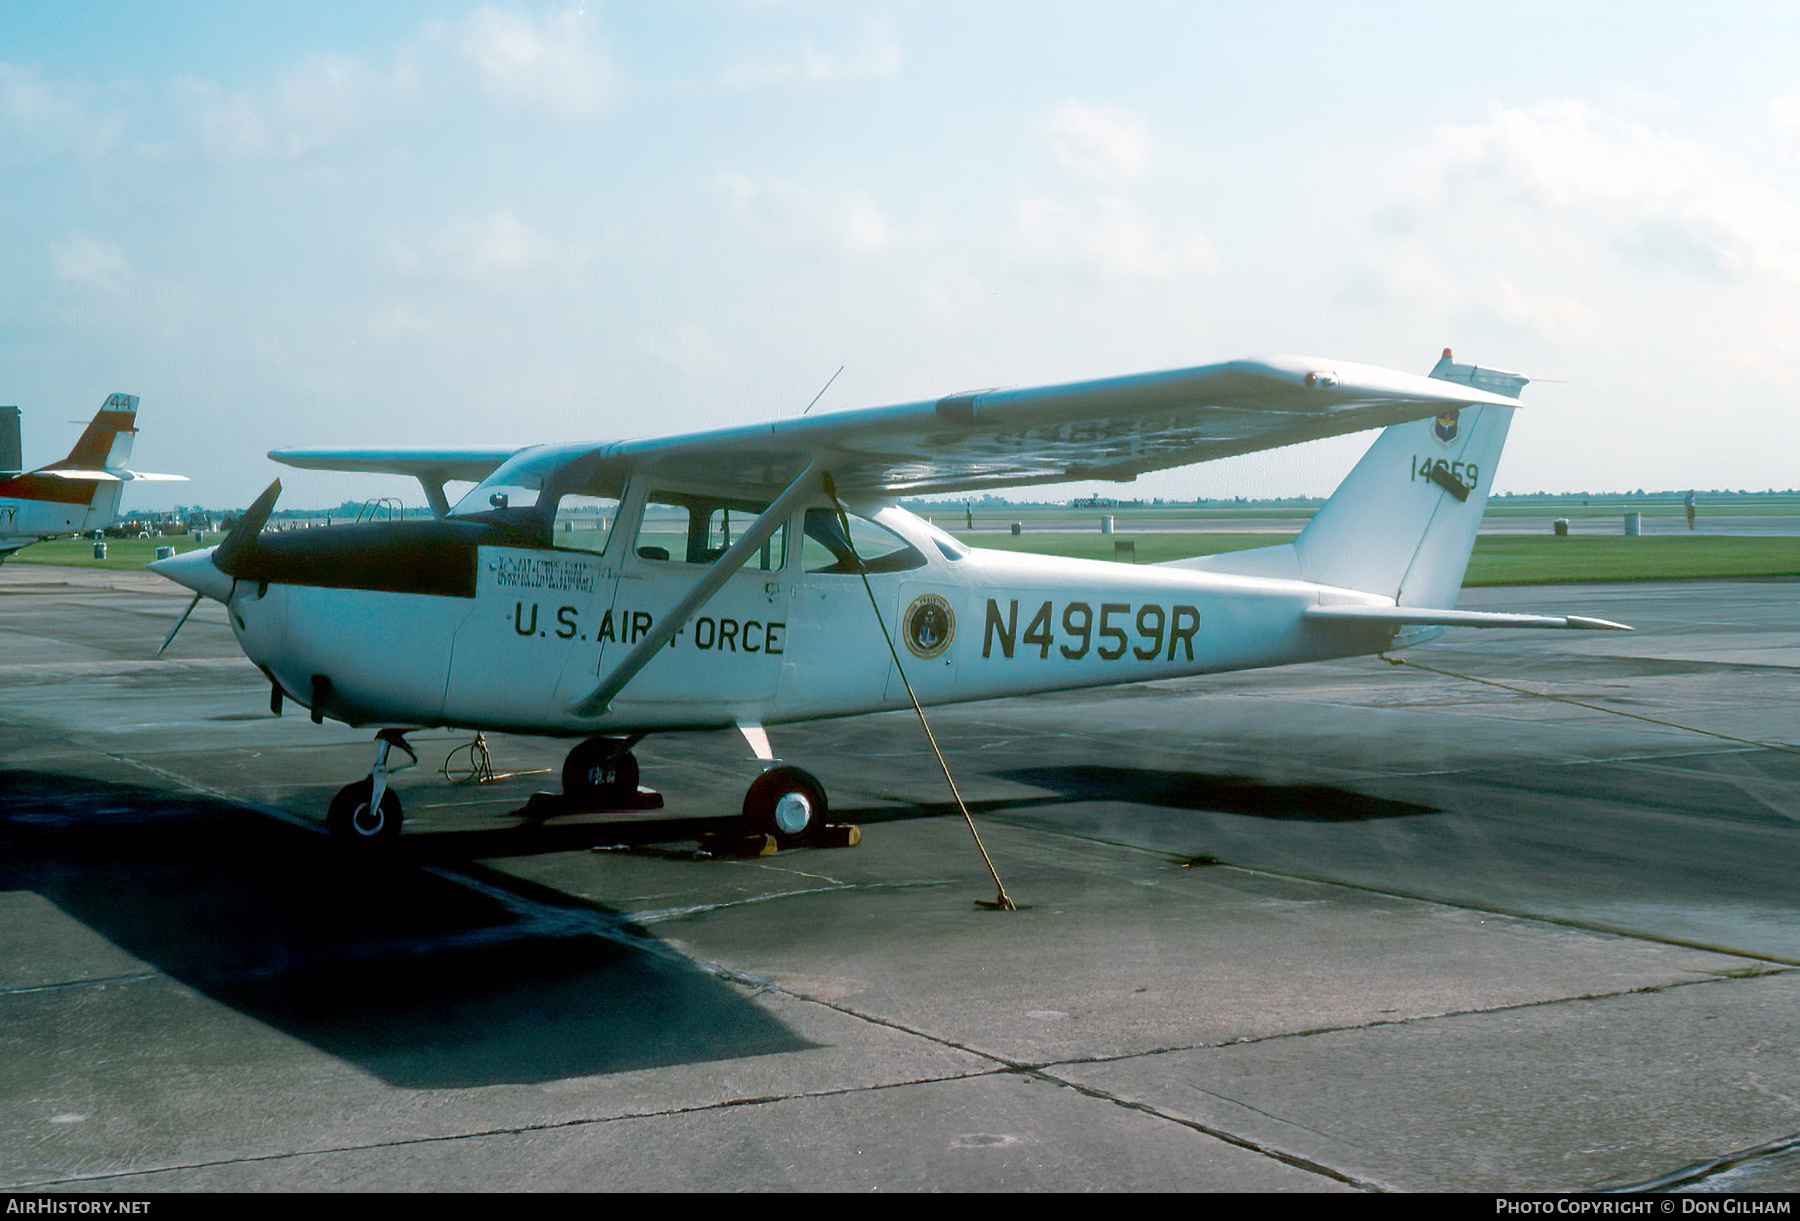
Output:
568 461 822 718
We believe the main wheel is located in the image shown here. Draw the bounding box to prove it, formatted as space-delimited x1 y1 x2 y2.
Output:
743 765 828 845
327 778 403 841
561 737 640 805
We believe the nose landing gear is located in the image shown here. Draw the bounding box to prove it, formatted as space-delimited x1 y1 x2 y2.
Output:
326 729 415 843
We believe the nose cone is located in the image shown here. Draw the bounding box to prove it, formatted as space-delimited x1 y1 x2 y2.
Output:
149 545 236 602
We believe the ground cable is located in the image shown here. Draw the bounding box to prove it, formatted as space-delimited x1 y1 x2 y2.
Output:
1380 653 1800 755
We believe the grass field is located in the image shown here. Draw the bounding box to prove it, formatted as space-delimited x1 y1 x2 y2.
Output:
10 536 217 571
954 531 1800 584
13 528 1800 586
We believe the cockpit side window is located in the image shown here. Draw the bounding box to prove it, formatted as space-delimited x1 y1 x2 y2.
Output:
548 493 620 554
802 507 926 574
636 492 787 571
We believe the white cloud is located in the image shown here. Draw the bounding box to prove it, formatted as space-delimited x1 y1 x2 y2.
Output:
1013 195 1214 282
1771 95 1800 144
1483 275 1598 343
0 62 125 159
461 5 614 116
719 28 901 89
1396 100 1800 282
390 211 557 284
366 302 440 343
1042 100 1156 180
276 53 418 156
51 232 129 289
718 170 897 255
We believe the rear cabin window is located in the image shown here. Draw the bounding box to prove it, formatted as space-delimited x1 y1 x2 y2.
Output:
636 494 787 571
802 508 926 574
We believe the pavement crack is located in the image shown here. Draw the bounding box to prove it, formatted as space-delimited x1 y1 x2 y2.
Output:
1016 1066 1379 1191
4 1072 1022 1191
1211 860 1800 968
1594 1130 1800 1193
622 877 955 926
1 971 158 996
1021 970 1793 1070
693 970 1377 1189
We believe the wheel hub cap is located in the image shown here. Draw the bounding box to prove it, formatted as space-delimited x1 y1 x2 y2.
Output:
773 792 812 835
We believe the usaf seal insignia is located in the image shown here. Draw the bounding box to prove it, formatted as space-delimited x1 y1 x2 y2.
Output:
903 593 955 659
1433 408 1460 444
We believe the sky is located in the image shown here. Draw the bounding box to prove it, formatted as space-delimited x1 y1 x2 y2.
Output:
5 1 1800 511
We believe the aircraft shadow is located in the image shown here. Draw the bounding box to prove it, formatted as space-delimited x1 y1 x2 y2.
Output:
984 765 1440 822
0 770 813 1089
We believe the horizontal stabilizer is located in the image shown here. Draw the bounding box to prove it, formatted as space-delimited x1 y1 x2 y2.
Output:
1305 605 1630 631
36 469 187 482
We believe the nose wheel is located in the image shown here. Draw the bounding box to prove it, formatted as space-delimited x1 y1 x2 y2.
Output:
327 729 415 844
327 777 403 841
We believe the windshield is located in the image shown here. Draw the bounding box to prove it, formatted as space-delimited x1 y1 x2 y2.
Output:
448 444 620 549
448 446 575 517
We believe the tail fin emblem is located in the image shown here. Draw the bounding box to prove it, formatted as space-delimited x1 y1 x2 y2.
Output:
1434 409 1460 444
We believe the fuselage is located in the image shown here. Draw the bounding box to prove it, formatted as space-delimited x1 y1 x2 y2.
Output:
194 497 1394 734
0 471 126 555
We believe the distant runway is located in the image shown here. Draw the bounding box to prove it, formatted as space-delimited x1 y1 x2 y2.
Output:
2 566 1796 1191
955 511 1800 536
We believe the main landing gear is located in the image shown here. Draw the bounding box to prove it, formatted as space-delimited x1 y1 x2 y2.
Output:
321 728 852 851
742 764 830 845
560 735 643 806
554 734 847 850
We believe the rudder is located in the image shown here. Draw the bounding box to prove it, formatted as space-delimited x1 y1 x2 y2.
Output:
1173 351 1525 607
58 394 140 471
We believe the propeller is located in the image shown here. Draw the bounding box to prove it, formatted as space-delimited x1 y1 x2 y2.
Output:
150 478 281 655
156 591 203 657
212 478 281 576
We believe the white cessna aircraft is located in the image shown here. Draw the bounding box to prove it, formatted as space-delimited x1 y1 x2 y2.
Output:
151 349 1625 845
0 395 187 561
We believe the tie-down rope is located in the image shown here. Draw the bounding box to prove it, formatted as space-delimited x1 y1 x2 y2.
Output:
825 476 1018 910
1380 653 1799 755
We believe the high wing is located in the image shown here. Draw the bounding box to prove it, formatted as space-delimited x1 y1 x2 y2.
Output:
268 356 1520 502
267 446 523 515
268 447 521 482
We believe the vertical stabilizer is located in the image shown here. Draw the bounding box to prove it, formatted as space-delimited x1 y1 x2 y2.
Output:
1169 350 1526 608
1294 350 1523 605
0 407 19 475
58 393 139 470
